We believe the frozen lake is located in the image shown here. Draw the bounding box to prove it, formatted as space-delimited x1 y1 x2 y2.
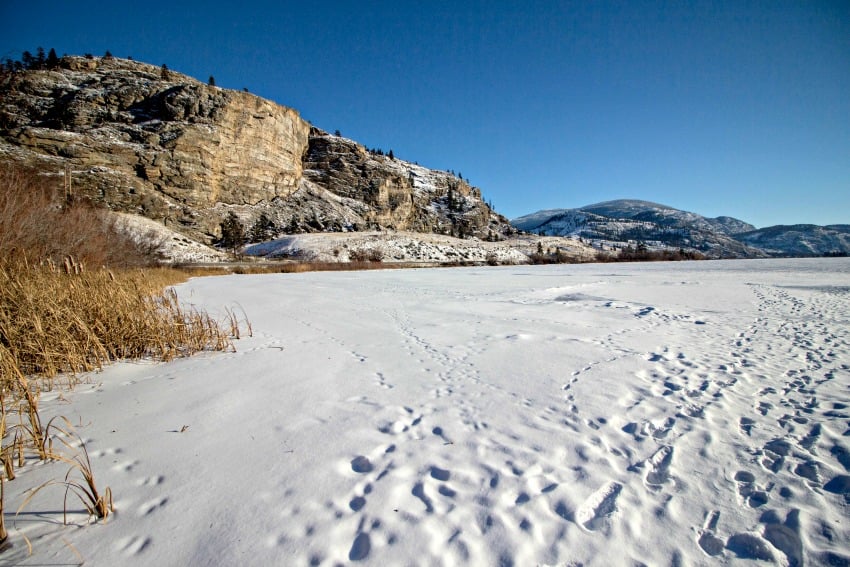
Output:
9 258 850 565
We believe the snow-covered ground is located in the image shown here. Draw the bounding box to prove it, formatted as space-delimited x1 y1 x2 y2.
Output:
6 258 850 566
244 231 593 265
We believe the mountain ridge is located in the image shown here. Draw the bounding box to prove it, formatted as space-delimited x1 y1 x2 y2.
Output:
512 200 847 258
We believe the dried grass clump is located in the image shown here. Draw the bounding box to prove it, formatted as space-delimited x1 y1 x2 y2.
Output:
17 418 114 524
0 260 234 380
0 259 247 550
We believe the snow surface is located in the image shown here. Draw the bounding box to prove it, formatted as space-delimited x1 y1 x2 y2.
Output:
6 258 850 566
115 213 228 263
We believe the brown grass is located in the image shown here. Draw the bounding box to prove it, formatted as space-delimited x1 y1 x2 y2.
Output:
0 163 248 547
0 262 233 380
0 259 243 537
0 163 163 268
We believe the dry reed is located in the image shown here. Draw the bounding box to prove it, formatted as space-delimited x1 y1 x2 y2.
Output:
0 162 248 547
0 260 234 380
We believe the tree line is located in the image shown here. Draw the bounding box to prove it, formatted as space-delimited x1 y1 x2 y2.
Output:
3 46 61 72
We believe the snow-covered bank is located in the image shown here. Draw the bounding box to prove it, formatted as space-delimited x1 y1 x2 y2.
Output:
6 258 850 565
243 230 593 265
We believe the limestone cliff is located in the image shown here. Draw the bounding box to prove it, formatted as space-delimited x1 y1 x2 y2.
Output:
0 55 512 245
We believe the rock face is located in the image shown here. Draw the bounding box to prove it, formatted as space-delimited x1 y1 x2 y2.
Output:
303 128 499 236
0 56 512 244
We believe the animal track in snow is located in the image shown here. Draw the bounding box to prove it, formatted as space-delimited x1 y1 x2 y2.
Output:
117 535 152 556
351 456 374 474
138 475 165 487
139 496 169 516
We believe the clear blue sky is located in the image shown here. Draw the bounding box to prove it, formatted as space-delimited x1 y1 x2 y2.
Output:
3 1 848 228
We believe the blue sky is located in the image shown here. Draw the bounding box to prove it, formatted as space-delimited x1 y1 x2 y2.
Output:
3 1 848 228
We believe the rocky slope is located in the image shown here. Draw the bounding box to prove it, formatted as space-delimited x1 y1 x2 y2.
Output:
513 200 764 259
0 55 513 247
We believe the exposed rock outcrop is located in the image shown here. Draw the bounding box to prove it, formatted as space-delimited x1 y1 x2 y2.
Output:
303 128 502 237
0 56 513 246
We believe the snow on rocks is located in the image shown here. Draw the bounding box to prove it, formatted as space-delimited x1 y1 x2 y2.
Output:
243 231 569 265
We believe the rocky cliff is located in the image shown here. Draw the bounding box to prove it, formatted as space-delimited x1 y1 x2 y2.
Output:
0 56 511 244
303 128 500 236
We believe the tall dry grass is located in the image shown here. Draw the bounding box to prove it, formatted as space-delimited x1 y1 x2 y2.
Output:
0 163 246 548
0 261 235 380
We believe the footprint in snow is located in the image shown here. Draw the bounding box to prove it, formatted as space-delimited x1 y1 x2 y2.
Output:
351 456 373 474
697 510 724 557
644 446 673 489
575 481 622 532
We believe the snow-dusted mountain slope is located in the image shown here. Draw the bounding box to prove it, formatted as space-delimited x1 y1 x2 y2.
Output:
512 200 761 258
736 224 850 257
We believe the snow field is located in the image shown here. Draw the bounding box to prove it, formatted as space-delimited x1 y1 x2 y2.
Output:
5 258 850 565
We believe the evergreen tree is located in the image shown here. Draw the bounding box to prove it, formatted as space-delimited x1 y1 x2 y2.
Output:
21 51 34 69
208 75 216 86
219 212 245 252
35 47 46 69
388 149 394 160
47 48 60 68
249 213 275 242
160 64 170 80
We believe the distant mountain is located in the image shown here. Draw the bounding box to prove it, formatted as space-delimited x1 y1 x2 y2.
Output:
513 200 849 258
579 200 757 235
512 200 761 259
707 216 757 236
735 225 850 257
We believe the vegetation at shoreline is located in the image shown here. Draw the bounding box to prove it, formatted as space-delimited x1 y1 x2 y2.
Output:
0 164 245 549
596 243 706 263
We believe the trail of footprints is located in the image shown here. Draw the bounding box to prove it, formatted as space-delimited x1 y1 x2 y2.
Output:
81 439 170 558
695 284 850 564
566 284 850 564
281 283 850 564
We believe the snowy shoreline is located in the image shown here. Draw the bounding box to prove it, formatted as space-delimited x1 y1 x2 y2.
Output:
6 258 850 565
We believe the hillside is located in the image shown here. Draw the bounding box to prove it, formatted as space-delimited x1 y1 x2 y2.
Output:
736 224 850 257
512 200 762 259
0 55 515 255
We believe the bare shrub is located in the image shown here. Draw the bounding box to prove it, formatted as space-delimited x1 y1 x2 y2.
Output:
0 164 161 267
